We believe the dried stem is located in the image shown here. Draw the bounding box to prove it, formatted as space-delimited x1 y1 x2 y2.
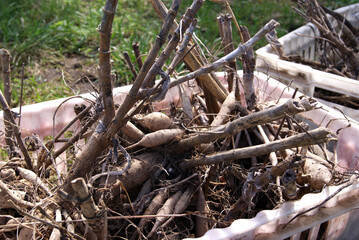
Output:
38 104 100 172
294 0 359 78
166 19 197 75
132 42 143 69
244 129 257 165
108 0 182 126
61 0 182 193
51 107 101 161
0 49 15 156
181 127 333 168
71 178 104 238
217 14 236 92
53 104 93 148
175 97 314 153
320 3 358 37
239 25 256 109
98 0 118 127
10 200 85 240
0 90 33 170
150 0 228 103
170 19 279 88
18 62 25 126
265 29 285 58
123 51 137 80
142 0 203 88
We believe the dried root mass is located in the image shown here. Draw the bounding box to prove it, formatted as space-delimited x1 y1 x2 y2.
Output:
0 0 356 239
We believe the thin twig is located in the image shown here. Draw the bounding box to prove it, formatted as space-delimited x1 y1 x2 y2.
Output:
175 98 316 152
0 90 33 170
169 19 279 88
132 42 143 69
10 200 85 240
89 138 131 186
284 176 357 228
0 180 37 209
123 51 137 80
18 62 25 127
51 96 95 145
274 88 298 140
142 0 202 88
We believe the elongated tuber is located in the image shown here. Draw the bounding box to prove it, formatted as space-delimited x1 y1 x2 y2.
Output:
126 128 185 150
133 112 176 131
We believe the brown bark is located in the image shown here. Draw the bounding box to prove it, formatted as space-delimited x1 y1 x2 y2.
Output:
175 98 314 153
166 20 197 75
142 0 203 88
218 14 236 92
169 19 279 88
0 49 15 155
149 0 229 103
239 26 256 109
98 0 118 127
123 51 137 80
71 178 104 238
180 127 333 169
61 0 182 193
132 42 143 70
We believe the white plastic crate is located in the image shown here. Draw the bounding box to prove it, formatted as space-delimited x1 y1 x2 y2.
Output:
185 71 359 240
255 3 359 121
1 72 358 239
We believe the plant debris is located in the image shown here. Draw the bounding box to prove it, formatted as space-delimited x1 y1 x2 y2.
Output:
266 0 359 110
0 0 357 239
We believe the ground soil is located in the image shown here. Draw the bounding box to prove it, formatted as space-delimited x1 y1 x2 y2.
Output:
32 55 99 95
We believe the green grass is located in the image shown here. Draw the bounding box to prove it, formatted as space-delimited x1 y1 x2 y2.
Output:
0 0 357 106
0 0 82 64
0 75 73 106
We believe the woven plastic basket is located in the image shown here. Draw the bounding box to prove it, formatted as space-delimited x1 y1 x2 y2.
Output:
255 3 359 121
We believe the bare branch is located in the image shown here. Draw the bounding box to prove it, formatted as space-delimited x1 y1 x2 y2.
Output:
98 0 118 127
150 0 228 103
180 127 334 169
170 19 279 88
174 98 315 152
132 42 143 69
0 49 15 156
61 0 182 193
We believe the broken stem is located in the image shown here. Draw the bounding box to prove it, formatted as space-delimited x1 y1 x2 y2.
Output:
181 127 334 169
98 0 118 127
0 49 15 156
61 0 182 193
169 19 279 88
175 98 315 152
